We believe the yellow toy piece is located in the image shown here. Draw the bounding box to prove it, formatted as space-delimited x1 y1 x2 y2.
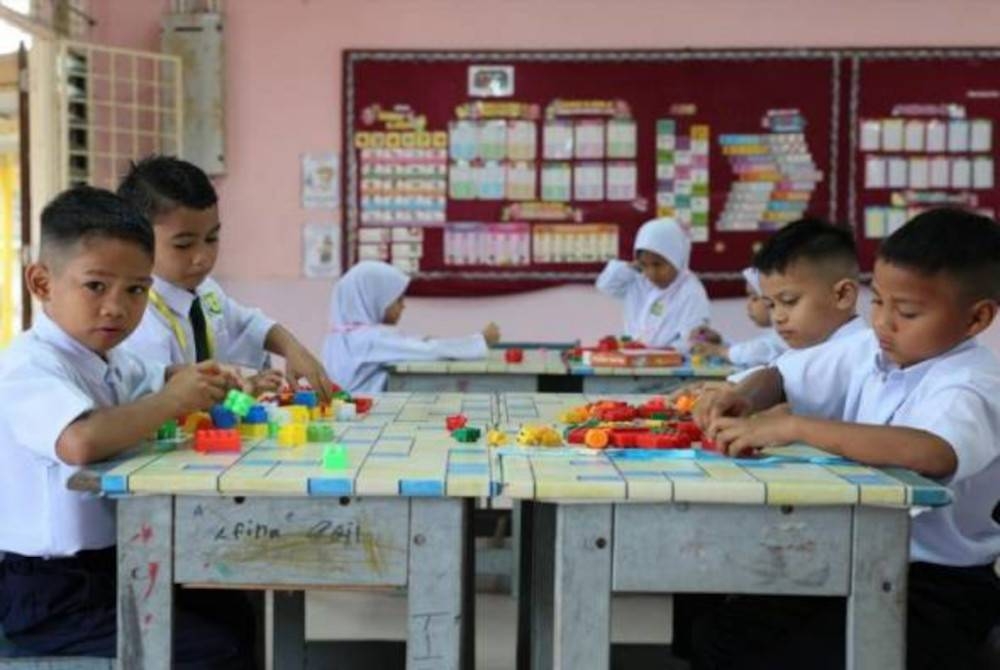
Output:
239 424 268 440
277 423 307 447
517 424 563 447
183 412 211 434
538 427 563 447
286 405 310 424
584 428 610 449
674 394 697 414
558 407 589 424
517 425 543 445
486 429 508 447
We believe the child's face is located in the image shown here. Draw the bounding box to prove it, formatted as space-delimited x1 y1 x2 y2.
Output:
152 205 220 290
759 260 856 349
870 259 992 368
383 296 405 325
745 287 771 328
636 250 678 289
27 238 153 354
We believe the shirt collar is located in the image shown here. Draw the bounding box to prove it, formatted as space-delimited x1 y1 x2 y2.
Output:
152 275 199 316
829 314 866 341
873 335 978 381
32 309 125 381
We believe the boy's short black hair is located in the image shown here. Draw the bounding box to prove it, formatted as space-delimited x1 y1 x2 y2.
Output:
879 208 1000 301
753 217 859 278
117 154 217 221
40 186 154 261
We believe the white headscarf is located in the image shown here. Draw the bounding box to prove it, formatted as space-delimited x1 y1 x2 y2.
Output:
741 266 762 295
322 261 409 388
633 217 691 271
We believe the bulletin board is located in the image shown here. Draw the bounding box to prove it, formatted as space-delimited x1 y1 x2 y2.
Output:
342 49 1000 296
848 50 1000 270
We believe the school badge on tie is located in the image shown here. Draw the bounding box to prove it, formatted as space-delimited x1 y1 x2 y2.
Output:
649 300 664 316
202 292 223 316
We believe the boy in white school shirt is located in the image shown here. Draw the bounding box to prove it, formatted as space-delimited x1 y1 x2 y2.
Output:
119 155 333 400
692 208 1000 669
0 187 254 665
596 217 711 349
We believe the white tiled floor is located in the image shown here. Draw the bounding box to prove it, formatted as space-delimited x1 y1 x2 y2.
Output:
304 591 672 670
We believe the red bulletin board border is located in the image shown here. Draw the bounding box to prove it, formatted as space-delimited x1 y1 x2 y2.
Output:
342 49 1000 297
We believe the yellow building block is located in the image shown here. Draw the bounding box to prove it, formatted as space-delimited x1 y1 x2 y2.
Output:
286 406 310 424
239 423 268 440
277 423 307 447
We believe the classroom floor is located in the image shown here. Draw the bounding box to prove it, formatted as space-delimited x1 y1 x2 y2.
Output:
298 590 690 670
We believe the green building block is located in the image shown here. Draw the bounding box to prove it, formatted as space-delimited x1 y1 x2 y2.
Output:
268 421 280 438
451 427 482 443
323 444 349 470
156 419 178 440
307 423 335 442
223 389 256 418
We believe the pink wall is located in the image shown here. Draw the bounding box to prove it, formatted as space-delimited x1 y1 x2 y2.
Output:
89 0 1000 354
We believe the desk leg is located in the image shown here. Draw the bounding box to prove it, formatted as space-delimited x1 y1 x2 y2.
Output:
273 590 305 670
552 504 612 670
117 496 173 670
408 498 470 670
527 502 554 670
847 506 909 670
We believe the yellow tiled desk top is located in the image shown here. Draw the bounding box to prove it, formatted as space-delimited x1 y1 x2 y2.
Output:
72 393 950 509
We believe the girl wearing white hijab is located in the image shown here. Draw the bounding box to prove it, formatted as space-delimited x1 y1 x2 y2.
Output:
690 266 788 366
596 217 711 349
321 261 500 393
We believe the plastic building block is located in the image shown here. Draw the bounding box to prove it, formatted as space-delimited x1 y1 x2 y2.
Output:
674 421 702 442
293 390 318 408
504 348 524 363
210 405 238 429
332 390 352 402
353 397 373 414
445 414 468 431
286 406 310 424
690 354 706 367
244 405 268 425
539 427 563 447
311 403 334 420
239 423 268 440
183 412 212 434
596 335 619 352
674 394 697 414
323 443 349 470
451 427 482 443
486 429 508 446
266 405 290 425
277 423 306 447
223 389 256 418
584 428 609 449
268 421 280 438
337 403 357 421
517 424 562 447
194 429 241 453
156 419 178 440
559 407 590 424
307 423 335 443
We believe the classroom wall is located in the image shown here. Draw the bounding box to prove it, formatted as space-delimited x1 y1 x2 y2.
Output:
89 0 1000 354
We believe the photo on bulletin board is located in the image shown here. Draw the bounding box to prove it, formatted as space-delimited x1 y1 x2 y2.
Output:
468 65 515 98
302 221 340 278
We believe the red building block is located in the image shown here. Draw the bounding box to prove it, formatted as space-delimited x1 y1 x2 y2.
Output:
194 429 241 453
445 414 468 431
353 397 373 414
504 348 524 363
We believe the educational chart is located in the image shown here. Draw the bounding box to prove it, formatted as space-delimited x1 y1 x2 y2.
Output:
345 49 1000 295
344 51 839 296
850 51 1000 269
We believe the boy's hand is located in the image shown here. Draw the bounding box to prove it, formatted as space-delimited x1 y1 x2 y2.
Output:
284 344 333 403
708 414 797 458
689 325 723 345
482 322 501 347
244 369 285 396
693 388 752 432
161 361 230 415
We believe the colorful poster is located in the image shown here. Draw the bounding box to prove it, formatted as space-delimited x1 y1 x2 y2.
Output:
302 221 340 277
444 222 530 266
532 224 618 264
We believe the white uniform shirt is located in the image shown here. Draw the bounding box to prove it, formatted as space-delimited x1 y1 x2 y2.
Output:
0 312 165 557
596 260 711 349
728 330 788 367
777 328 1000 567
726 315 866 384
124 276 275 368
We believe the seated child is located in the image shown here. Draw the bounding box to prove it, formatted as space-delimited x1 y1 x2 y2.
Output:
119 155 331 399
690 267 787 367
596 217 710 349
322 260 500 393
693 208 1000 670
0 187 254 665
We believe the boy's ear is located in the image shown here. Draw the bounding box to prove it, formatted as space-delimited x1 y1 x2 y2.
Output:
832 278 859 310
24 263 53 302
965 299 997 338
